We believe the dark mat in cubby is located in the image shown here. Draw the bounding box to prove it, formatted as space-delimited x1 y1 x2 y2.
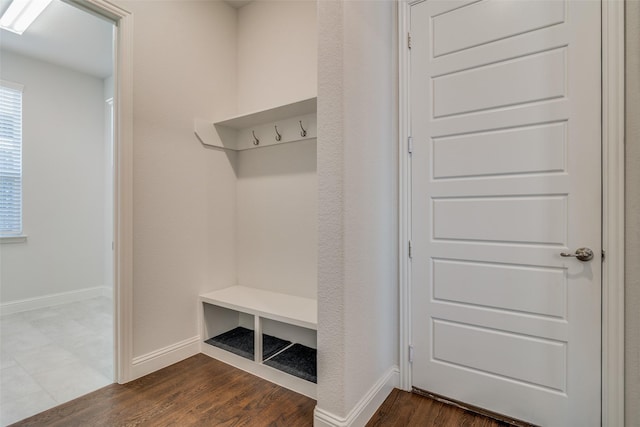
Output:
264 343 317 383
262 334 292 360
205 326 254 360
205 327 291 361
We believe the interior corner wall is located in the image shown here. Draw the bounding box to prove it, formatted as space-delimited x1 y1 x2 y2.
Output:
625 1 640 424
116 0 238 362
235 0 318 299
317 0 398 419
236 0 317 113
0 51 107 303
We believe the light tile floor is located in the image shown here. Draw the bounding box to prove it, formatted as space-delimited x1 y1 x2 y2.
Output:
0 297 113 426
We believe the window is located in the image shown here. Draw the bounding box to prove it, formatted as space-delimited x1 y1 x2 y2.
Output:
0 81 23 237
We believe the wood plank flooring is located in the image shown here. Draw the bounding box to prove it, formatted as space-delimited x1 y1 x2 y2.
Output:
10 354 509 426
10 354 314 427
367 389 510 427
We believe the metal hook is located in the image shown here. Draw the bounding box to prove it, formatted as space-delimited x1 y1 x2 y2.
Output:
252 130 260 146
299 120 307 137
274 125 282 141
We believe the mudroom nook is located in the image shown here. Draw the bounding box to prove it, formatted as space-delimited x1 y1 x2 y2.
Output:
192 1 319 399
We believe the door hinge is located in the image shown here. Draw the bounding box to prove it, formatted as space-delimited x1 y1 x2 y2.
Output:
408 32 412 49
602 249 606 261
408 136 413 154
409 345 414 363
408 240 413 259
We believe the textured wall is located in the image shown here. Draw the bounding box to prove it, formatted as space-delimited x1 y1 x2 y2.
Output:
317 0 398 418
317 0 346 415
625 1 640 425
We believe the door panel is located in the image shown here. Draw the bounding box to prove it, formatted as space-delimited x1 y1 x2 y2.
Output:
410 0 601 425
431 0 565 56
432 122 567 179
433 196 568 244
432 259 567 317
433 48 567 118
432 319 567 392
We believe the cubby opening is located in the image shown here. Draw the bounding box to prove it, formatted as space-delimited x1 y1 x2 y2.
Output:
262 318 316 383
200 286 317 397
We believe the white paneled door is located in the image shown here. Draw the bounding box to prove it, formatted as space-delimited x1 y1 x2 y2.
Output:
409 1 601 425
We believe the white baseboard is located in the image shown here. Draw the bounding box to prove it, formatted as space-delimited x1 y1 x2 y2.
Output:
100 286 114 299
130 335 200 380
0 286 112 315
314 365 399 427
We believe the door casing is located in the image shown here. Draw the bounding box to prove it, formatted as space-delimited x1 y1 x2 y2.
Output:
397 0 625 425
66 0 134 384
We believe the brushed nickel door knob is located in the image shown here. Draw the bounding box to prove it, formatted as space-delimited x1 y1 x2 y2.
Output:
560 247 594 262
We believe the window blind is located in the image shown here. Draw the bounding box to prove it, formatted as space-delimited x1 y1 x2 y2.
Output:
0 81 23 236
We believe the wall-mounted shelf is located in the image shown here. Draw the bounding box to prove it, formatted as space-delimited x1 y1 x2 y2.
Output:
194 97 317 151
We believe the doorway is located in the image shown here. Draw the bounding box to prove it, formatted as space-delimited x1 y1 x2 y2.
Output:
0 0 116 424
406 0 602 425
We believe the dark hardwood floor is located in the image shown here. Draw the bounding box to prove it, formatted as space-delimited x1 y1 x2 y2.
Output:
11 354 509 426
367 389 510 427
11 354 314 427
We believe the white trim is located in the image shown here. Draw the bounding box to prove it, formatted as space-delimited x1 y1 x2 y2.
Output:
601 0 625 425
0 235 27 244
69 0 134 385
397 0 412 392
314 366 399 427
131 336 201 380
113 6 134 384
0 79 24 91
0 286 112 315
397 0 626 423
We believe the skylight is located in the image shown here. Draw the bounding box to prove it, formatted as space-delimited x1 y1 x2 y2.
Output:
0 0 53 35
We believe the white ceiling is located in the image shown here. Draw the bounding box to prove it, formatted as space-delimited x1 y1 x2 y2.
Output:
0 0 114 79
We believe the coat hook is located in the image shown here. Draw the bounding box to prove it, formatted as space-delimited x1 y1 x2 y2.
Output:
274 125 282 141
299 120 307 137
252 130 260 146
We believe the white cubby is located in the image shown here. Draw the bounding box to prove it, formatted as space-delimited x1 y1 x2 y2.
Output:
200 286 317 398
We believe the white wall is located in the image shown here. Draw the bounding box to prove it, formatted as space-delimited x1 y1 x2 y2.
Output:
236 0 317 113
625 1 640 424
317 0 398 420
236 140 317 299
0 51 107 303
235 0 318 299
117 0 239 362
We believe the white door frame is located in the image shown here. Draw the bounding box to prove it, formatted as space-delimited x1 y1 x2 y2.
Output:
397 1 626 425
67 0 134 384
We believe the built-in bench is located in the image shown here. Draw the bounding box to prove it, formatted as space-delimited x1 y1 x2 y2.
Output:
199 286 317 398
